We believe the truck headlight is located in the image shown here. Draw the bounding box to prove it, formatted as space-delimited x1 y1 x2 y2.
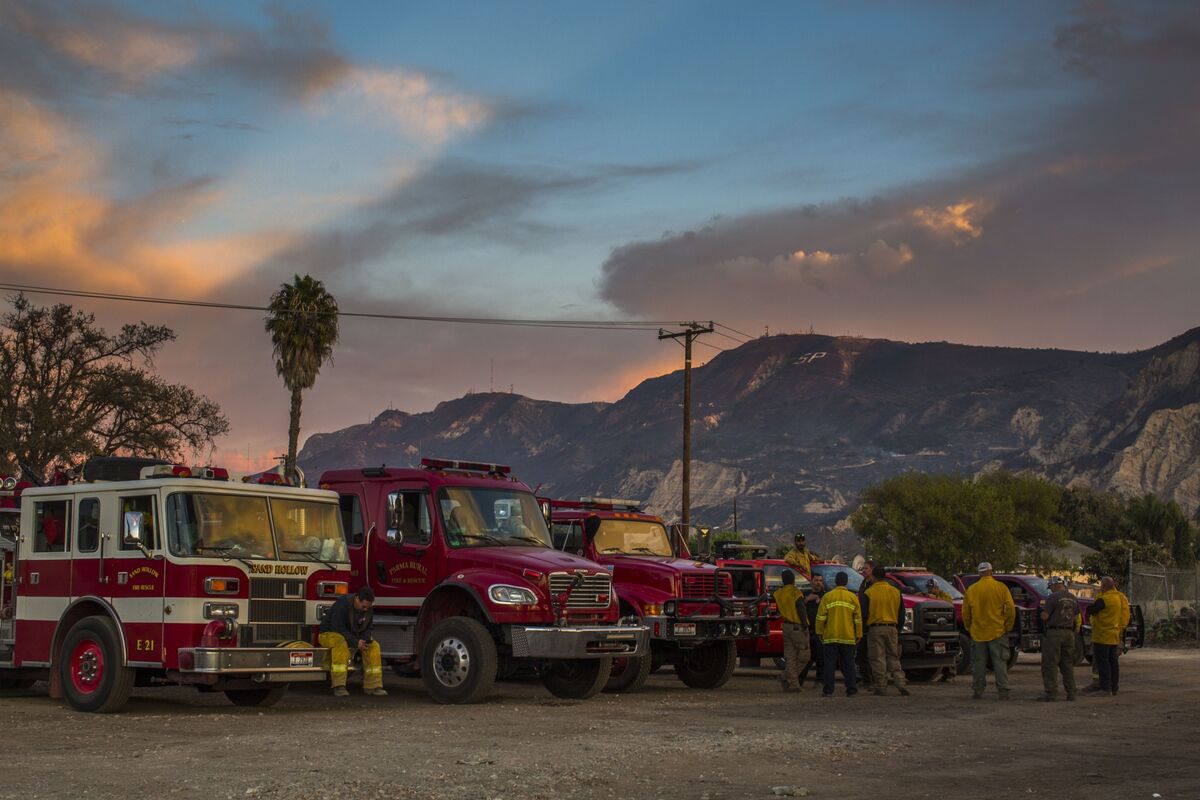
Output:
489 584 537 605
902 608 914 633
203 602 239 620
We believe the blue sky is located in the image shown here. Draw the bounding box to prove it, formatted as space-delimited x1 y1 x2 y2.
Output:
1 0 1197 466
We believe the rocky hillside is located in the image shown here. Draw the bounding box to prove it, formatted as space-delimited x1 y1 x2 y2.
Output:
299 327 1200 553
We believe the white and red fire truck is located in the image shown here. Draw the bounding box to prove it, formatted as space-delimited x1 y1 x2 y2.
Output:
0 457 350 712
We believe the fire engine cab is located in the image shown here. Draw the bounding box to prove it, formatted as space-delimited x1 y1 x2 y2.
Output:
0 457 349 712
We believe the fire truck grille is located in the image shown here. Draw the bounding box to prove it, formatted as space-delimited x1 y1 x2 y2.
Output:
548 572 612 609
681 573 733 599
246 578 307 644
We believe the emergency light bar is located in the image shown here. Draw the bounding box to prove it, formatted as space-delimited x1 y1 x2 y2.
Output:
579 496 643 511
139 464 231 481
420 457 511 475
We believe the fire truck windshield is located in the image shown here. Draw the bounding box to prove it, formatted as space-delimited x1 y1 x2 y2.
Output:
167 494 349 561
273 497 348 563
438 487 551 548
168 493 276 559
593 519 672 557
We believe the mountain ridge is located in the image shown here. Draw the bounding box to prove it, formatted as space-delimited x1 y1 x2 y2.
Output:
299 327 1200 552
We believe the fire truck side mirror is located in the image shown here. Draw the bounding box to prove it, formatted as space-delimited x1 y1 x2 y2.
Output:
385 492 404 547
123 511 144 546
583 515 601 539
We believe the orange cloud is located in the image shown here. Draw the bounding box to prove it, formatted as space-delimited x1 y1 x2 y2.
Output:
912 199 990 242
0 94 295 298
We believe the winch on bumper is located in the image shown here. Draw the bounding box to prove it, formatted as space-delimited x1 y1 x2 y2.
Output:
177 646 331 682
506 623 649 659
651 615 768 641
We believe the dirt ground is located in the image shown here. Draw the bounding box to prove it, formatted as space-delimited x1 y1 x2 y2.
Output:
1 649 1195 800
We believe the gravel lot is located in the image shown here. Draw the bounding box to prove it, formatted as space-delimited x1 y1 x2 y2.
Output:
1 649 1195 800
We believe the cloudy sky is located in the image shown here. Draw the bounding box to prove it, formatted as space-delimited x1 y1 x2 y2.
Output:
1 0 1197 469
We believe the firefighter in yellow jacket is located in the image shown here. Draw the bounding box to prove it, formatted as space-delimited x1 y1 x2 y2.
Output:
318 586 387 697
962 561 1016 700
1088 576 1131 696
784 533 819 581
862 566 909 696
815 570 862 697
773 569 811 693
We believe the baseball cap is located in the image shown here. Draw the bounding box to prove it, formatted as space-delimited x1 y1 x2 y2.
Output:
977 561 993 572
1048 576 1066 586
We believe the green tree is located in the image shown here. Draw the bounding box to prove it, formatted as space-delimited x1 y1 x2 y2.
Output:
264 275 340 482
979 471 1068 572
850 472 1018 576
1080 539 1171 589
0 295 228 478
1055 486 1130 549
1124 494 1197 564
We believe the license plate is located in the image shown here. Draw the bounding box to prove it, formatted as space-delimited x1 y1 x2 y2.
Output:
933 642 946 654
674 623 696 636
290 650 314 668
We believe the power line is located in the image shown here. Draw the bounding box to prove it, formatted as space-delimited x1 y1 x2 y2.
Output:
0 282 693 333
714 322 755 341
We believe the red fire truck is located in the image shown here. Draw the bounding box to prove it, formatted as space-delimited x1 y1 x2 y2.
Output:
317 459 649 704
0 457 349 712
546 498 767 693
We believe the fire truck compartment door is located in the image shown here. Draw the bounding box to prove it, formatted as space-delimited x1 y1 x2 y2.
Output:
104 495 166 664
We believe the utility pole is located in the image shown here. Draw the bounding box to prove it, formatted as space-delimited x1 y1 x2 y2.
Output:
732 495 738 535
658 321 714 531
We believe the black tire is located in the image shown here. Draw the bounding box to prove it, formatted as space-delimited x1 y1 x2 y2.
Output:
419 617 497 704
224 687 288 707
1006 644 1020 669
543 658 612 700
648 657 664 674
771 656 786 671
58 616 135 713
604 653 652 693
955 633 973 675
0 676 37 691
676 641 737 690
904 667 939 683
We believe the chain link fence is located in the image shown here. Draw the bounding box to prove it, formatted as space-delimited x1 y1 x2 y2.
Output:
1130 563 1200 641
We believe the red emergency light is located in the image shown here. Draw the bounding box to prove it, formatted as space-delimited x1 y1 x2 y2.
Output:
420 457 511 475
140 464 230 481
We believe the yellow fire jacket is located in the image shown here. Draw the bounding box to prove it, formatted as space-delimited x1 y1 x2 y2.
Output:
1089 588 1131 646
815 586 863 645
773 584 807 626
784 548 817 579
962 575 1016 642
863 580 903 626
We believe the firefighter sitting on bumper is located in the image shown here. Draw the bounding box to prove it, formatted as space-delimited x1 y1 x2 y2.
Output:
319 586 387 697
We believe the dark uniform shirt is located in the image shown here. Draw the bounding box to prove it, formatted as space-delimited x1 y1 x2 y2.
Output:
1043 588 1079 630
319 595 374 647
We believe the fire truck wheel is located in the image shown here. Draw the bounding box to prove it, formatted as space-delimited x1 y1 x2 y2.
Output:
603 654 651 693
224 687 288 707
543 657 612 699
1006 645 1020 669
675 640 736 689
648 656 664 674
904 668 939 683
0 676 37 691
1072 634 1087 666
420 617 497 704
58 616 135 713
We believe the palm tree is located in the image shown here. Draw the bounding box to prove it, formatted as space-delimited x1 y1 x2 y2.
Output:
264 275 339 483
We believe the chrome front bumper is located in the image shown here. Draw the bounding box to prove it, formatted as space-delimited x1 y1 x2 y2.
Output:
509 623 649 659
177 646 331 682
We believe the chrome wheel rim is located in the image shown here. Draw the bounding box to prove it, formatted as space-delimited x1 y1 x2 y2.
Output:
432 636 470 688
